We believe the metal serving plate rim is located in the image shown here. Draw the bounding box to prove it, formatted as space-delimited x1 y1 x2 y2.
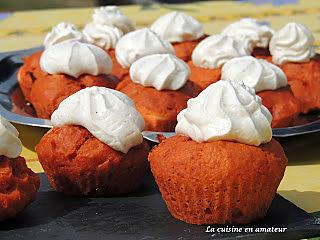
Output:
1 46 320 143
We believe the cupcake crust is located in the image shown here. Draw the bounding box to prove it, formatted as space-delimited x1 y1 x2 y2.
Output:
36 125 149 196
187 61 221 91
117 81 191 131
149 135 287 225
258 87 302 128
280 56 320 113
17 51 45 101
173 35 207 62
0 156 40 220
108 49 129 80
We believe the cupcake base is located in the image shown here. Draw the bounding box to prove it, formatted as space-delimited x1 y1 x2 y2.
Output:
187 61 221 91
258 87 302 128
280 56 320 113
173 35 207 62
149 135 287 225
117 81 191 132
36 125 149 196
0 156 40 220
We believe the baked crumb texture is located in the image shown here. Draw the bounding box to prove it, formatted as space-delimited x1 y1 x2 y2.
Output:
149 135 287 225
36 125 149 196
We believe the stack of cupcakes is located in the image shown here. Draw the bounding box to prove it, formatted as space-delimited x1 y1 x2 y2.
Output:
13 6 320 226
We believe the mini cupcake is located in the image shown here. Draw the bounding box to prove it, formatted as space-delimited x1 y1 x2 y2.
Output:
117 54 195 131
221 56 302 128
85 6 135 79
0 116 40 220
149 80 287 225
269 22 320 113
150 11 205 61
18 22 88 101
188 34 252 91
221 18 274 58
23 41 119 119
36 87 149 196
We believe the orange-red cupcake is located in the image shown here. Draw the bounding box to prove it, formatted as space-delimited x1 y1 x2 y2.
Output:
149 80 287 225
188 34 253 91
18 41 119 119
150 11 206 61
36 87 149 196
0 116 39 220
117 53 195 131
221 56 302 128
269 22 320 113
18 22 89 102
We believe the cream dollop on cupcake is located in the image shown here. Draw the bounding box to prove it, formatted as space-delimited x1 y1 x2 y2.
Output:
92 6 135 34
40 41 112 78
0 116 22 158
269 22 315 65
222 56 287 92
150 11 204 43
44 22 87 49
192 34 252 69
176 80 272 146
51 87 144 153
130 54 190 90
115 28 174 68
221 18 274 48
83 22 123 50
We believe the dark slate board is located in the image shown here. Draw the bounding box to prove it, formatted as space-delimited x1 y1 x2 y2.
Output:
0 173 319 240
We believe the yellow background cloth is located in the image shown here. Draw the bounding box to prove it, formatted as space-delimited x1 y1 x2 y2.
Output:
0 0 320 214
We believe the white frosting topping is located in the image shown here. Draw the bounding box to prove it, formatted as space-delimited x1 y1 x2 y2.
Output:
83 22 123 50
0 116 22 158
175 80 272 146
44 22 87 49
192 34 252 69
221 18 274 48
150 11 204 43
40 41 112 78
51 87 144 153
221 56 287 92
270 22 315 65
92 6 135 34
130 54 190 91
115 28 174 68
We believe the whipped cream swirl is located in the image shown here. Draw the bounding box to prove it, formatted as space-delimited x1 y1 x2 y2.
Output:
40 41 112 78
83 22 123 50
51 87 144 153
115 28 174 68
0 116 22 158
221 18 274 48
176 80 272 146
192 34 252 69
130 54 190 90
222 56 287 92
269 22 315 65
92 6 135 34
44 22 87 49
150 11 204 43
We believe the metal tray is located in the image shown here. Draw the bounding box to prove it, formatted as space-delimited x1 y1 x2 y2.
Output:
1 47 320 143
0 173 319 240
